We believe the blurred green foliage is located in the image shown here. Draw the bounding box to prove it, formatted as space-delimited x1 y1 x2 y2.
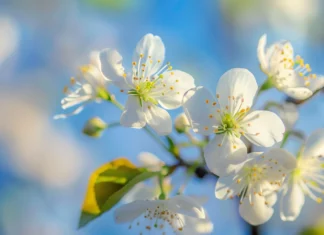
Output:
83 0 133 10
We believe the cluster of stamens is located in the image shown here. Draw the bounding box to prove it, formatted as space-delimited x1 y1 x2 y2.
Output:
127 54 181 106
273 44 317 88
62 66 97 107
203 94 260 149
292 155 324 204
224 155 287 206
127 204 185 234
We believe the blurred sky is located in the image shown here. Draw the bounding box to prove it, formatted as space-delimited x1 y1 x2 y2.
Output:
0 0 324 234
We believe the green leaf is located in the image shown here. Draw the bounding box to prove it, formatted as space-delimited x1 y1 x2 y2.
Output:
301 226 324 235
258 78 274 95
78 158 159 229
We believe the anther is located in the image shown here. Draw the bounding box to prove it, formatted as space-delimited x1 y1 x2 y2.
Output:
63 86 69 93
70 77 76 85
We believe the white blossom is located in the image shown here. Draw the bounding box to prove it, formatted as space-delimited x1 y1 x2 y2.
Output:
215 149 296 225
0 16 18 65
98 34 195 135
258 34 324 100
183 68 285 176
54 52 107 119
280 129 324 221
123 152 169 203
269 102 299 131
115 195 213 234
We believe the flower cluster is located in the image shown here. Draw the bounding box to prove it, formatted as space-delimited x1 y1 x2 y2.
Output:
55 34 324 233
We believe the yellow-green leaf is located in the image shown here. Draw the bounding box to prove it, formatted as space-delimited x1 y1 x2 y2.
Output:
78 158 159 228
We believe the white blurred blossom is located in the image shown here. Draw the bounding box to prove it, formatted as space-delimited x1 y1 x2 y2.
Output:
0 16 19 65
215 149 296 225
54 52 108 119
258 34 324 100
123 152 170 203
115 195 213 234
0 91 86 188
280 129 324 221
269 102 299 131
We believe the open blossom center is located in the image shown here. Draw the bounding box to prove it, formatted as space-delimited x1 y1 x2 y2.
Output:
206 94 258 141
127 53 179 106
290 155 324 203
225 155 286 203
127 204 185 234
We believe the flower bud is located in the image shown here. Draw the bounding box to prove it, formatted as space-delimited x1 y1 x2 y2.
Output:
83 117 107 137
174 113 190 133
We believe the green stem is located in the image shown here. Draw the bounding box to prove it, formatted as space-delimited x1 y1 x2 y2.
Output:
108 122 121 128
257 77 273 96
110 97 124 110
177 142 197 148
143 127 170 152
280 130 305 148
101 89 184 162
158 174 166 200
280 132 290 148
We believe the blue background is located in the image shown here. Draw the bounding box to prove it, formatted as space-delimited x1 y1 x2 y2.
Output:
0 0 323 234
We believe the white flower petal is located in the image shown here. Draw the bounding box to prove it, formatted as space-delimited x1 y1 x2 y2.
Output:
122 183 157 203
99 48 128 89
204 135 247 176
239 194 274 226
215 174 241 199
61 94 92 110
182 86 220 135
120 96 146 128
277 102 299 131
89 50 110 82
303 129 324 158
138 152 164 171
53 105 85 120
167 195 206 218
157 70 195 109
133 33 165 78
89 50 101 71
178 216 213 235
269 41 294 74
216 68 258 113
308 76 324 92
280 183 305 221
257 34 268 73
187 196 209 206
265 193 277 207
261 148 296 171
143 103 172 135
242 110 285 147
282 87 313 100
114 200 150 223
